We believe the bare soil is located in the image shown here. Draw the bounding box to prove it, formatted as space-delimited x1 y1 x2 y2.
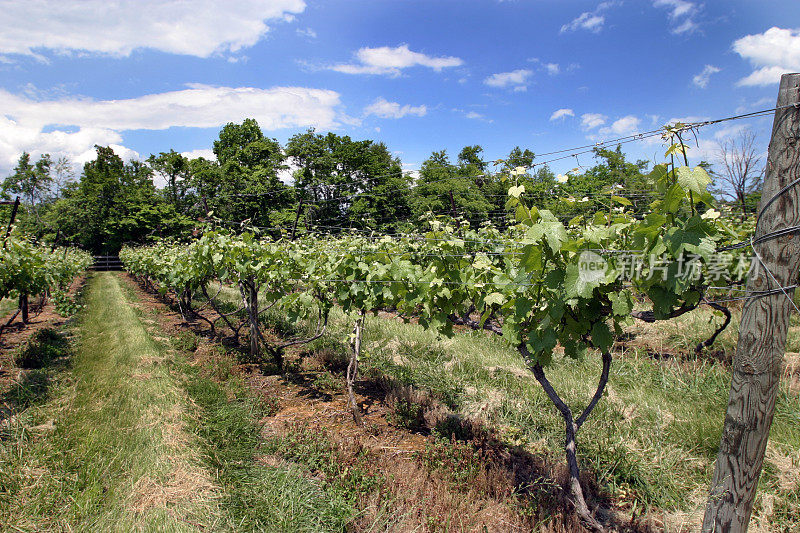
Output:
121 273 660 532
0 276 86 396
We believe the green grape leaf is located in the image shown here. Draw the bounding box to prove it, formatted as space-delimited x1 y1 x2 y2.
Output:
648 164 669 184
611 195 633 206
508 184 525 198
515 296 533 319
519 244 542 272
591 321 614 352
484 292 506 307
663 183 685 213
676 166 712 195
565 263 598 299
610 290 633 316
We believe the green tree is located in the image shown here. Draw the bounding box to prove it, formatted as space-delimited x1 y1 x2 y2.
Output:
147 150 191 208
410 148 495 228
210 119 292 230
2 152 54 234
485 146 539 227
503 146 535 170
552 146 651 221
48 146 192 253
286 129 411 232
183 156 221 217
457 145 487 175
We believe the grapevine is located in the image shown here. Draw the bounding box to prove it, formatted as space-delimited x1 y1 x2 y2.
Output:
120 160 749 529
0 236 92 336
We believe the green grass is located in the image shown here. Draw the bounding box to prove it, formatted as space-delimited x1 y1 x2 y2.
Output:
0 297 17 319
199 281 800 526
150 283 365 530
269 304 800 527
184 372 359 532
0 272 222 531
1 273 369 532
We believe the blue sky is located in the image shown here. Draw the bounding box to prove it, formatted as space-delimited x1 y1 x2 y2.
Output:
1 0 799 181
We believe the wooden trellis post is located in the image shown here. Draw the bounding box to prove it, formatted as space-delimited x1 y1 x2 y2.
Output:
703 73 800 532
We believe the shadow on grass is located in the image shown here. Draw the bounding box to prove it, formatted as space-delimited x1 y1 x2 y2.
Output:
0 328 72 428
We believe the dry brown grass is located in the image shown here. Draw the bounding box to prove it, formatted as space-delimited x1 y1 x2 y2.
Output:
129 463 217 515
783 352 800 393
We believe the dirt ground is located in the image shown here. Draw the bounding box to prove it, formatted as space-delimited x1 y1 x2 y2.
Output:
0 276 86 395
121 272 661 533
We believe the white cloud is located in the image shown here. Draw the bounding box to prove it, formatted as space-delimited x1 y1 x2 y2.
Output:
330 44 463 76
560 2 619 34
528 58 565 75
683 125 755 163
693 65 721 88
0 85 343 132
737 66 792 87
0 0 305 60
598 115 641 136
654 0 695 19
0 84 344 172
666 115 709 125
561 13 605 34
673 19 698 35
735 97 773 113
550 108 575 121
713 124 749 141
653 0 700 35
278 161 300 184
451 108 491 122
484 69 533 91
544 63 560 75
363 97 426 119
296 27 317 39
403 163 420 181
581 113 607 130
733 27 800 86
180 149 216 161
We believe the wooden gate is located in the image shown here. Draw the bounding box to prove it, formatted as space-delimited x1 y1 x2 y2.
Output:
90 255 123 271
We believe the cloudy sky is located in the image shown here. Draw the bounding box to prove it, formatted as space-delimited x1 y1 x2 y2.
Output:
1 0 799 178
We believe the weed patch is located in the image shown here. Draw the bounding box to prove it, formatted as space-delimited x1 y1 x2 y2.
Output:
310 371 341 394
262 423 385 508
12 328 70 370
171 330 199 352
415 436 483 491
185 365 358 531
52 289 83 317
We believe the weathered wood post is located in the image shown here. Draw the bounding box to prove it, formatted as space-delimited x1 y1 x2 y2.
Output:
247 277 259 361
19 292 29 324
347 309 365 425
703 73 800 531
290 199 304 241
2 196 20 245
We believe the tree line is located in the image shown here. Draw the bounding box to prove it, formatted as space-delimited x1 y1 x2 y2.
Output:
1 118 762 254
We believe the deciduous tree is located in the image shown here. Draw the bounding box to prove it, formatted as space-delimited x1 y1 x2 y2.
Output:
711 130 764 220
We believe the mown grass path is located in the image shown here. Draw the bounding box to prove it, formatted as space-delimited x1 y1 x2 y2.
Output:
1 272 222 531
1 272 365 532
